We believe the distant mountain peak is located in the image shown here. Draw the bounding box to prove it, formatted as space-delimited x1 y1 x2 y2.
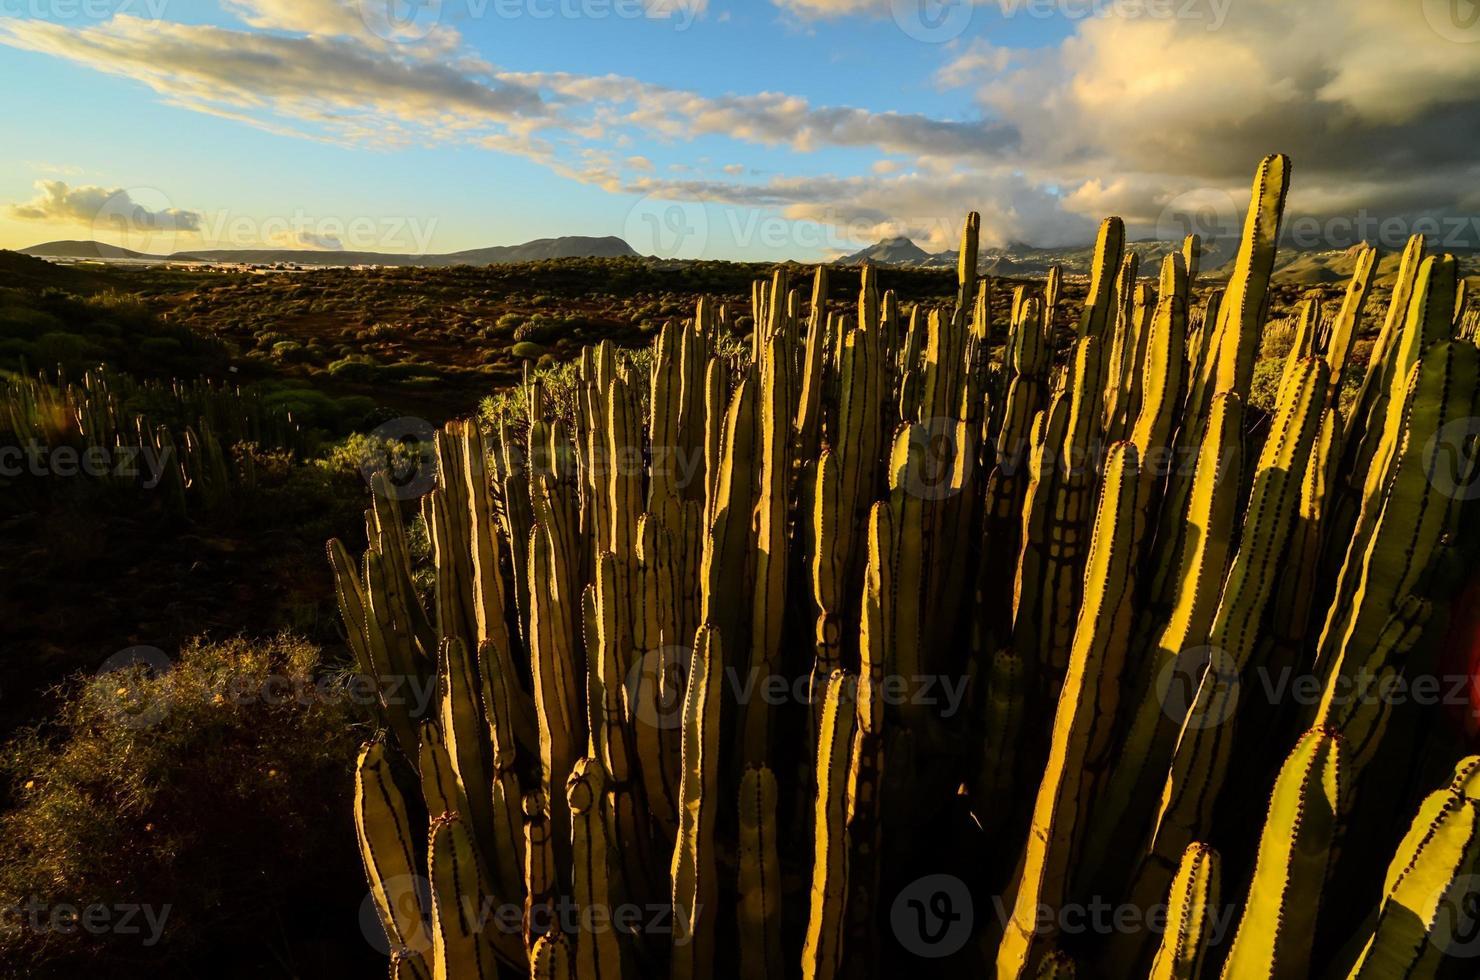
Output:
837 236 946 268
19 240 153 260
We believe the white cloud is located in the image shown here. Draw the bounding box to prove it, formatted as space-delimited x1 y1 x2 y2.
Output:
5 1 1478 251
9 180 202 232
0 15 544 147
222 0 466 50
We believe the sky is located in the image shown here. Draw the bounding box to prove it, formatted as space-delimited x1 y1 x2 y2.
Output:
1 0 1478 260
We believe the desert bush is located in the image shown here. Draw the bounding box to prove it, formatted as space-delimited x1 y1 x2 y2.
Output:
0 635 368 977
271 340 307 362
326 355 378 383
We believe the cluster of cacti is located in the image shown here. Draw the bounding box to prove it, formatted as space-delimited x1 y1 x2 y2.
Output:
1 366 307 518
334 154 1480 979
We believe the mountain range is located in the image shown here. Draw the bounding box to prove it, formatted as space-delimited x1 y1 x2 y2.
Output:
20 234 1478 286
836 235 1240 277
19 235 638 267
837 235 1480 285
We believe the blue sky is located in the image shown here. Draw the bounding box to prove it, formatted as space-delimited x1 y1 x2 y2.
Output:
2 1 1477 259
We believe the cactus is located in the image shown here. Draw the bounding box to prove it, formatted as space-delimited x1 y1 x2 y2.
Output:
1142 359 1328 877
533 933 575 980
802 670 857 980
429 812 518 977
738 766 784 980
1344 758 1480 977
356 742 433 965
1148 844 1220 980
1315 342 1480 774
1221 728 1346 980
671 626 723 980
328 156 1480 980
567 758 624 980
998 442 1141 978
844 503 892 969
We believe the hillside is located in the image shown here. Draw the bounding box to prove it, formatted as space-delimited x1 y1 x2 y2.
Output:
19 239 154 260
1272 245 1480 285
441 235 637 264
831 233 1480 283
837 236 949 267
21 235 639 268
835 235 1240 276
0 249 114 292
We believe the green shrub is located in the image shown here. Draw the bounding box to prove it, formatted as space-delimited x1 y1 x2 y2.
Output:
0 635 367 976
260 384 376 433
512 315 555 343
1248 355 1286 413
326 356 378 383
510 341 546 360
271 341 307 362
31 332 105 369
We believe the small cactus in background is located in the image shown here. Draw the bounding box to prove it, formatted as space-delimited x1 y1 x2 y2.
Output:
334 154 1480 978
1 366 308 520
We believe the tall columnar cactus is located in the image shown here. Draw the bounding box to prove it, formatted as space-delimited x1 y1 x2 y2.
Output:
738 766 783 980
1148 843 1221 980
429 812 521 978
1323 255 1461 629
998 441 1141 978
1315 340 1480 779
1192 153 1291 423
1344 757 1480 977
746 332 792 766
530 525 583 854
671 626 722 980
1150 358 1328 842
1083 412 1245 900
844 503 892 970
1077 217 1126 340
567 758 624 980
803 670 857 980
1220 727 1346 980
332 156 1480 980
1013 332 1107 701
356 742 432 971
